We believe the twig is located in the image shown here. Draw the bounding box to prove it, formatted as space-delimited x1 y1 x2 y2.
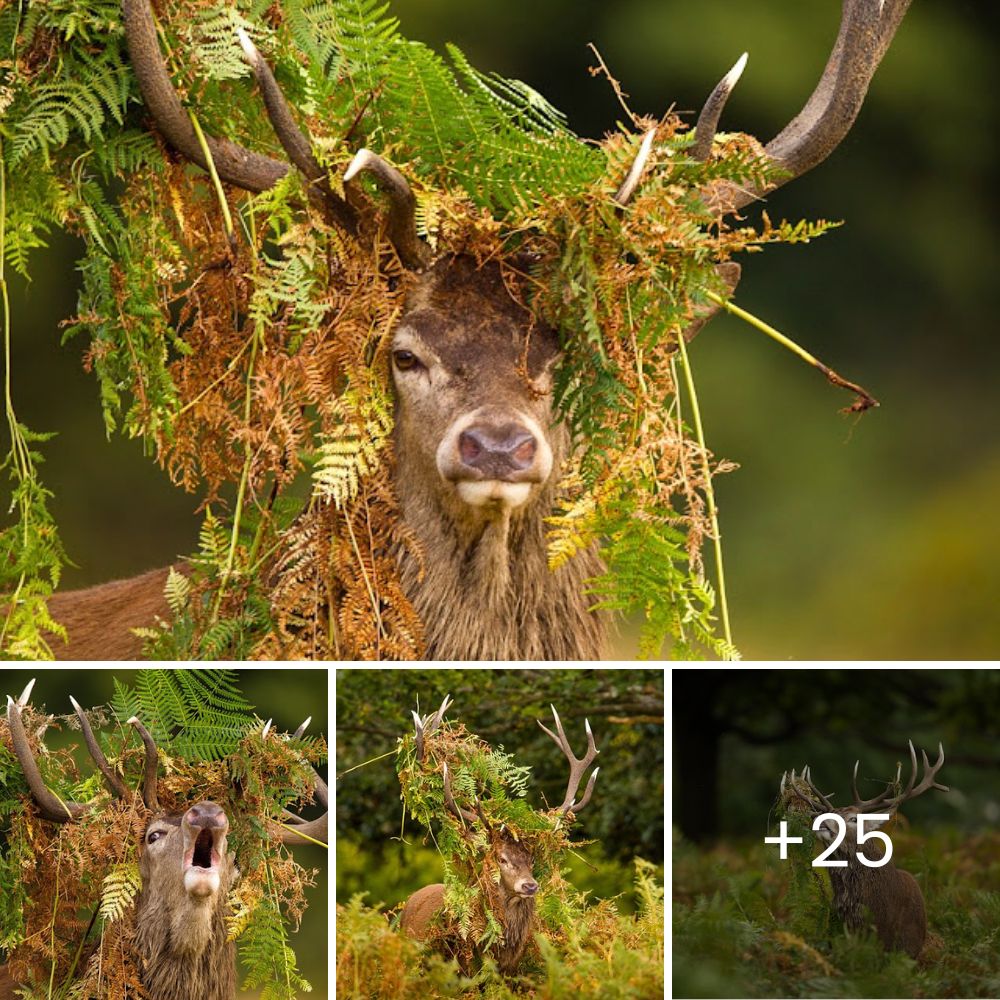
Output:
707 291 879 414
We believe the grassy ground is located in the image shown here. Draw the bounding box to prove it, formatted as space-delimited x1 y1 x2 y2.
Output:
673 828 1000 998
336 858 663 998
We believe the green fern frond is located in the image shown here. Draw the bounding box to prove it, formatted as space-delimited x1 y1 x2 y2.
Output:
99 863 142 922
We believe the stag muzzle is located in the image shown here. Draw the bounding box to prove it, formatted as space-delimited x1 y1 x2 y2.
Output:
437 408 553 509
182 801 229 899
515 877 539 898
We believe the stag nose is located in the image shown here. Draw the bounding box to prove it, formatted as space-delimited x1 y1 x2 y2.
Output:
520 880 539 896
458 423 537 480
184 801 229 832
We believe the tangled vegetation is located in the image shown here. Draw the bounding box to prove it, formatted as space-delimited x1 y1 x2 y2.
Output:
334 704 663 997
673 829 1000 999
0 669 326 999
0 0 838 658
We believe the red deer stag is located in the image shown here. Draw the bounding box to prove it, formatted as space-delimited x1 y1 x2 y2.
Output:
780 741 948 958
0 679 326 1000
399 696 599 975
34 0 912 660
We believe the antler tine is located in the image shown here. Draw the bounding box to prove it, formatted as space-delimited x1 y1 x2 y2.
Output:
537 705 600 817
126 717 160 811
236 28 360 234
69 696 128 799
411 694 452 762
613 127 657 206
276 714 328 845
16 678 36 707
442 761 478 827
344 149 431 270
691 52 748 162
6 691 84 822
122 0 287 192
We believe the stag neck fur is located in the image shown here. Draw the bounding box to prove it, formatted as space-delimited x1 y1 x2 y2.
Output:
394 442 606 659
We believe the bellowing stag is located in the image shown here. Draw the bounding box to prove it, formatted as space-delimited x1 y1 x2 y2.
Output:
780 741 948 958
0 679 326 1000
35 0 911 660
399 697 599 976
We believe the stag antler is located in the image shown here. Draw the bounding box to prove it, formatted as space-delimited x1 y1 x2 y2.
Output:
537 705 600 817
123 0 426 267
272 715 328 846
850 741 948 813
6 680 85 822
617 1 911 212
410 694 453 762
781 741 948 818
345 149 431 270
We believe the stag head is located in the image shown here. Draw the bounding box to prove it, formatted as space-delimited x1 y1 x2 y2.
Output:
392 257 562 521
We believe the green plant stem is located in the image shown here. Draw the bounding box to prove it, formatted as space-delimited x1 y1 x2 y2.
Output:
189 111 234 241
0 140 35 648
706 290 879 413
274 822 328 848
674 332 735 656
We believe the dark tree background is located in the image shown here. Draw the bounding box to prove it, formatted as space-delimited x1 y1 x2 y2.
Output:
5 0 998 657
673 667 1000 843
335 667 664 876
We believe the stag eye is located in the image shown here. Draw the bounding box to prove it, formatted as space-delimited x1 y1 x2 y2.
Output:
392 349 422 372
146 830 165 844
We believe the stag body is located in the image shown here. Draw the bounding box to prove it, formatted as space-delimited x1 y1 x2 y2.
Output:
400 699 599 977
781 741 948 959
401 834 539 975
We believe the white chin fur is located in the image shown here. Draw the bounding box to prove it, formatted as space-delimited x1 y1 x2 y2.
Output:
184 868 220 898
456 481 532 509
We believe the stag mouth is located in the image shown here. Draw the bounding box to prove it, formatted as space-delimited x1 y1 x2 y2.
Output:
183 826 224 899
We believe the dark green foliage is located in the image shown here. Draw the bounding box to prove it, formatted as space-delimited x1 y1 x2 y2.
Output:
108 667 253 759
0 0 833 659
673 831 1000 999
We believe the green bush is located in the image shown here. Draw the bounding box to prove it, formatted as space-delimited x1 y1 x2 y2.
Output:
673 828 1000 999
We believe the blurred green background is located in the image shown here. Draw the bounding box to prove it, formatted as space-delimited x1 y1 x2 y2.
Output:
336 667 664 915
0 668 328 999
5 0 997 658
673 667 999 842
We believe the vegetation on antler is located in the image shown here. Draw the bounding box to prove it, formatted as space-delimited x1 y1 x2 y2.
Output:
396 704 594 975
0 670 325 998
1 0 841 658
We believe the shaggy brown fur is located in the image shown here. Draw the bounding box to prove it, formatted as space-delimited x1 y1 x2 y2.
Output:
400 834 538 975
46 566 171 660
392 257 607 659
827 818 928 958
134 803 236 1000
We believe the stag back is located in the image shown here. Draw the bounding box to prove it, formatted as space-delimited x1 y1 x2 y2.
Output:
780 741 948 958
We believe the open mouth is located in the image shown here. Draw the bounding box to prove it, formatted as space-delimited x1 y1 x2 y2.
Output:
186 828 219 872
183 826 222 897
